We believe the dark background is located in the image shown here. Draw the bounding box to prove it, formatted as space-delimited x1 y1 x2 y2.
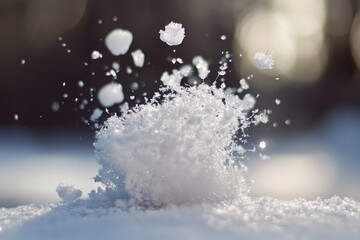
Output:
0 0 360 134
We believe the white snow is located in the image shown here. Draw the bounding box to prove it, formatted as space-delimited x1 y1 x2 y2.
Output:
239 78 249 90
105 29 133 56
56 184 82 202
97 83 124 107
192 56 210 79
254 50 274 70
90 108 103 122
131 49 145 67
275 98 281 105
91 51 103 60
159 22 185 46
160 69 183 86
51 102 60 112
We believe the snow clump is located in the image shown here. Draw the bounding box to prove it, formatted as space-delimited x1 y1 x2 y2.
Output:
105 29 133 56
56 184 82 202
253 50 274 70
93 83 260 207
192 56 210 79
159 22 185 46
131 49 145 67
97 83 124 107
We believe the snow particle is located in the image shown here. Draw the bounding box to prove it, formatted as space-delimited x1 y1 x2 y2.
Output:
131 49 145 68
259 141 266 149
159 22 185 46
253 50 274 70
14 114 19 121
51 102 60 112
91 50 103 60
105 28 133 56
78 81 84 88
220 35 227 40
90 108 103 122
240 79 249 90
20 59 26 65
192 56 210 79
97 83 124 107
285 119 291 125
275 98 281 105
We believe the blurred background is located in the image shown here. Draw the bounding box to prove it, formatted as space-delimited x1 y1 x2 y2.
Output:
0 0 360 207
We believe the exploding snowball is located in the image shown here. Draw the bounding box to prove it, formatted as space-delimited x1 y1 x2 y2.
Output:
56 184 82 202
253 50 274 70
131 49 145 67
97 83 124 107
93 84 258 207
159 22 185 46
192 56 210 79
105 29 133 56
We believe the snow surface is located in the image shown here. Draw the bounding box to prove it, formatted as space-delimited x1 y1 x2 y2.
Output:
131 49 145 67
105 29 133 56
1 196 360 240
253 50 274 69
159 22 185 46
97 83 124 107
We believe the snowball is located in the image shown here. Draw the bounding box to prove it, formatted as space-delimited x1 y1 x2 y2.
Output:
93 84 255 207
131 49 145 68
159 22 185 46
105 29 133 56
56 184 82 202
97 83 124 107
192 56 210 79
253 50 274 70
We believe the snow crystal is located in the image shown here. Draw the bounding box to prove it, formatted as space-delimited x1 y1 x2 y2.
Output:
253 50 274 70
90 108 103 122
159 22 185 46
91 51 103 60
192 56 210 79
105 29 133 56
97 83 124 107
131 49 145 68
56 184 82 202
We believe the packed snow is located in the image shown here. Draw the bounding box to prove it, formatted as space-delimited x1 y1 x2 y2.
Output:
253 50 274 69
131 49 145 67
105 29 133 56
97 83 124 107
159 22 185 46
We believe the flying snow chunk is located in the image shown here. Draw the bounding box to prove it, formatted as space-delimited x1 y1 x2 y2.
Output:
131 49 145 67
253 50 274 70
98 83 124 107
56 184 82 202
90 108 103 122
105 29 133 56
159 22 185 46
160 69 183 86
91 51 103 60
192 56 210 79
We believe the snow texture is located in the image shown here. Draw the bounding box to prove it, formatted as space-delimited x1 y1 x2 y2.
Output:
159 22 185 46
105 29 133 56
97 83 124 107
253 50 274 70
1 196 360 239
131 49 145 67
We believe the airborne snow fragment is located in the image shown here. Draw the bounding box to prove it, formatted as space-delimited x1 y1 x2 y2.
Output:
131 49 145 67
159 22 185 46
105 29 133 56
91 51 103 60
160 69 183 86
56 184 82 202
192 56 210 79
90 108 103 122
253 50 274 70
97 83 124 107
179 65 193 77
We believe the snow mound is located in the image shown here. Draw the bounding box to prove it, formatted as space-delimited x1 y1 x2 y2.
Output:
159 22 185 46
97 83 124 107
253 50 274 70
105 29 133 56
93 83 258 207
